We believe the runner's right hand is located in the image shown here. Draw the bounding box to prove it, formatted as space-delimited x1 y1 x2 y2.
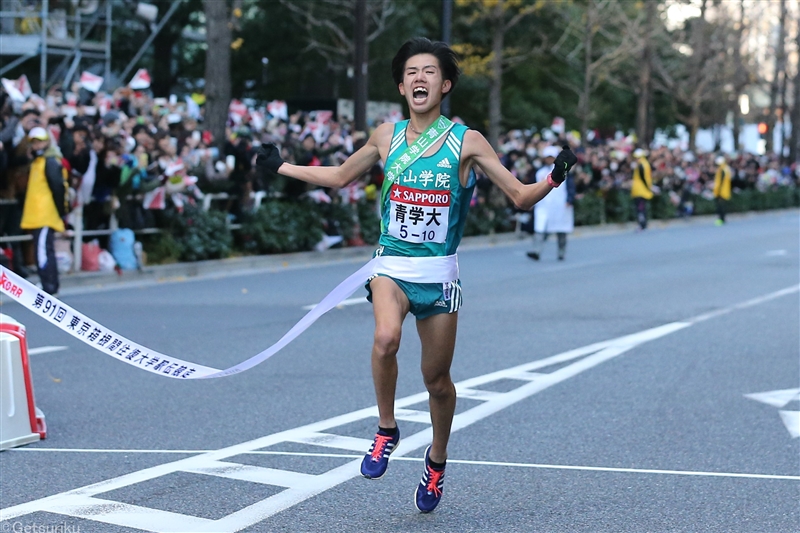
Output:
255 144 285 173
550 145 578 184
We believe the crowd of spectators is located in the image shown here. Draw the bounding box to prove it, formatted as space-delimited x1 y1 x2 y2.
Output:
1 81 799 277
495 129 800 218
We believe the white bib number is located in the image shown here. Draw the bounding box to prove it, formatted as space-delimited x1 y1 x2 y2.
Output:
387 185 450 244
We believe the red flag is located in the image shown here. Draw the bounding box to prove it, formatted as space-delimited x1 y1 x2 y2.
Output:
79 71 104 93
128 69 151 90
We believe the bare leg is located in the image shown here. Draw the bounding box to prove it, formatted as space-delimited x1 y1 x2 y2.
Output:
369 276 410 429
416 312 458 464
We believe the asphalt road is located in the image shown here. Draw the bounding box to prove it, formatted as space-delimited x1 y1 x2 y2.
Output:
1 210 798 533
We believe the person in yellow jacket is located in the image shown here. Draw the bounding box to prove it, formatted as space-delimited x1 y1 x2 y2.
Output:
713 155 732 226
19 127 68 295
630 148 653 230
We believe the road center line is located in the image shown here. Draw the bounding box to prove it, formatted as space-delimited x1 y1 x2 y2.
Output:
302 296 367 310
27 346 68 355
2 284 797 532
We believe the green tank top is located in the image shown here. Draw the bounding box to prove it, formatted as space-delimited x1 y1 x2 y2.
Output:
378 120 475 258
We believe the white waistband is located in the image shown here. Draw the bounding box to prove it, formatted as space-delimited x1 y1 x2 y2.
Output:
371 254 459 284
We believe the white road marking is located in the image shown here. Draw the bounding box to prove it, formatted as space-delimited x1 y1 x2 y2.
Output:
745 388 800 408
27 346 68 355
779 411 800 438
745 388 800 438
766 249 788 256
2 284 798 532
686 284 799 325
302 296 367 310
10 449 799 481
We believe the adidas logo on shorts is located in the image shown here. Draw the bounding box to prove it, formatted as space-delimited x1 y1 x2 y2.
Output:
436 158 452 169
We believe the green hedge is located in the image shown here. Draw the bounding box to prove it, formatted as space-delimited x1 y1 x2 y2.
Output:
237 200 325 254
573 186 798 226
142 187 798 264
143 205 232 263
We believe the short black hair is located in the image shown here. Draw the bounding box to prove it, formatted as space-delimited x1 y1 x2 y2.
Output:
391 37 460 92
21 109 41 119
132 124 151 137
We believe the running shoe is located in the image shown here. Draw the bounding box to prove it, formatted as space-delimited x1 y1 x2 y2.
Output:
414 446 445 513
360 426 400 479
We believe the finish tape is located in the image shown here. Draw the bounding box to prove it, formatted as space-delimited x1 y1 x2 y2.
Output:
0 255 458 379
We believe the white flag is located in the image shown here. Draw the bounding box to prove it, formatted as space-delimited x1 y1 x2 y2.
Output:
129 68 151 90
80 71 104 93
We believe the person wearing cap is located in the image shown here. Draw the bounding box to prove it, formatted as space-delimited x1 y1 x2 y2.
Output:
527 145 574 261
630 148 653 230
19 127 68 295
712 155 731 225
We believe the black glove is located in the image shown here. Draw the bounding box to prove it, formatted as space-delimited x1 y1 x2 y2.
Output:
550 145 578 184
255 144 285 174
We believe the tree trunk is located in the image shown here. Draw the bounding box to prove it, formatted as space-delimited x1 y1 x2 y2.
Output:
580 2 594 144
152 31 176 97
487 1 504 150
778 0 789 161
731 0 745 152
687 0 707 153
688 114 700 152
789 11 800 164
353 0 368 134
204 0 232 150
766 0 786 154
636 0 654 148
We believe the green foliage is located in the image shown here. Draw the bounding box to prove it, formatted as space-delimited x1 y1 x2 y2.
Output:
166 205 233 262
572 187 798 226
651 194 678 220
237 200 324 254
357 200 382 245
463 202 512 237
574 193 605 226
318 202 357 241
146 188 797 262
603 189 634 223
141 232 181 265
694 188 798 216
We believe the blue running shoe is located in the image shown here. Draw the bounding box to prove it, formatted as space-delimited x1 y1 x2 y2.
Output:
360 427 400 479
414 446 445 513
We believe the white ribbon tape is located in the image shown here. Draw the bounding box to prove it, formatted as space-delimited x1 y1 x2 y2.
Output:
0 255 458 380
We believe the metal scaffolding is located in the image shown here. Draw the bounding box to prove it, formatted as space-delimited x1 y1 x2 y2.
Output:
0 0 112 94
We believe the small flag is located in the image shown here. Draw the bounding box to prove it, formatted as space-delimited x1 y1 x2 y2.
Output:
16 74 32 99
80 71 104 93
267 100 288 121
143 186 166 210
1 76 32 102
128 68 151 90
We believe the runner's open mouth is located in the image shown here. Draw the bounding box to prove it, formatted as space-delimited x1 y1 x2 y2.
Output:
413 87 428 103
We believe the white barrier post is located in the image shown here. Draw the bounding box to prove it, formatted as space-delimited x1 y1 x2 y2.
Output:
0 314 46 451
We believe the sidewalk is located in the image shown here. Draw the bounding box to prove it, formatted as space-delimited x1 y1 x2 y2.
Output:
23 209 799 292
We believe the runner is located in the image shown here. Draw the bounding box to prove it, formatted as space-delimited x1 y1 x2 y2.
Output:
256 37 577 512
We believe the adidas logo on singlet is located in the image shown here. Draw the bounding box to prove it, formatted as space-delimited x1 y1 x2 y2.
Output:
436 158 452 169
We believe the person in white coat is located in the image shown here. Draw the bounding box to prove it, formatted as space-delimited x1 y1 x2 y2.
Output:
527 145 574 261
